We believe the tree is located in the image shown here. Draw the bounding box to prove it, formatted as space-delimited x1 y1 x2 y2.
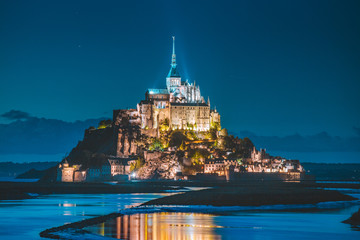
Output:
205 128 217 140
186 130 197 141
186 122 194 130
148 138 164 151
169 130 188 147
179 141 186 151
98 119 112 129
159 118 170 132
130 157 145 172
189 149 209 163
219 128 228 137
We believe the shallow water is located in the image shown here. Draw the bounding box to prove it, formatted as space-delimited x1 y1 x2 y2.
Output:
1 192 360 240
0 193 169 240
84 207 360 240
83 192 360 240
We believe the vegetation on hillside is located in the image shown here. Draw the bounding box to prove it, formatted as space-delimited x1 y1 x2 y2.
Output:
130 157 145 172
64 117 257 177
98 119 112 129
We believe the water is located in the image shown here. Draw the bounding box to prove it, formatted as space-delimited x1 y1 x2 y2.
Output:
1 192 359 240
0 193 169 240
85 207 360 240
83 192 360 240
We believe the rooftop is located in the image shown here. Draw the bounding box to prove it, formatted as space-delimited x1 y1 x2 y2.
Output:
170 102 208 107
148 89 169 95
167 66 181 78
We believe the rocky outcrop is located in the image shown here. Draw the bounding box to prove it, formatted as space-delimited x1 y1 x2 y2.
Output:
61 106 304 181
66 127 115 167
66 109 142 167
116 129 139 157
137 152 180 179
113 109 141 157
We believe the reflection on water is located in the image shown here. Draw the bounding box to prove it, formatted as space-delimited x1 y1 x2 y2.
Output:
59 201 76 207
85 202 360 240
0 193 169 240
85 212 221 240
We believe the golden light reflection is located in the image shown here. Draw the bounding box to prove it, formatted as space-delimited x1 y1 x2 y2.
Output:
63 211 72 216
59 201 76 207
92 212 221 240
62 203 76 207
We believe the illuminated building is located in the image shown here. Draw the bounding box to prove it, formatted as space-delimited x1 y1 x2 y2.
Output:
137 37 221 132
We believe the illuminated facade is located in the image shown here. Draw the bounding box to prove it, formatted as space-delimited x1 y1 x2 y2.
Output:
137 37 221 131
57 160 84 182
57 158 134 182
250 147 270 163
204 159 239 176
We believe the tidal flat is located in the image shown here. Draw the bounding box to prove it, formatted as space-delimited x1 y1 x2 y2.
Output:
35 181 360 239
142 182 357 207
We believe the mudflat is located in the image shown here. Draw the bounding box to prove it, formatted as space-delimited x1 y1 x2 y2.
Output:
1 180 359 202
0 181 174 200
142 182 357 206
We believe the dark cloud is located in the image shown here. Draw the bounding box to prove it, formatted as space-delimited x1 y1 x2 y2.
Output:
1 110 31 121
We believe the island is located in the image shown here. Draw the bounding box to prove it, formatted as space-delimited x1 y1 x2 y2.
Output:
53 37 305 183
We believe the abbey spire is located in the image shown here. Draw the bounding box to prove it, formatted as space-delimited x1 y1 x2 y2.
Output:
167 36 181 78
171 36 176 67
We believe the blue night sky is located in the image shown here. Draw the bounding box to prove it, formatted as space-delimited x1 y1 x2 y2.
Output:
1 0 359 137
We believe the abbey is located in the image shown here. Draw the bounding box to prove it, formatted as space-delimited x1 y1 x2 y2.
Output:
57 37 305 182
137 37 221 131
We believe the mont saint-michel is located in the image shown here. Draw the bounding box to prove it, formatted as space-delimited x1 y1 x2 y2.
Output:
57 37 304 183
2 2 360 240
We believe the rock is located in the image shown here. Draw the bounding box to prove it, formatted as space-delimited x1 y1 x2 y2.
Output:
343 208 360 225
136 153 180 179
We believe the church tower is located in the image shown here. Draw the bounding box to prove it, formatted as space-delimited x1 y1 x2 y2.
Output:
166 36 181 93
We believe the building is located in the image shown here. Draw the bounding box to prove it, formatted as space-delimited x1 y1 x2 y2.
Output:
204 159 238 176
136 37 221 132
57 156 139 182
86 167 101 181
108 156 136 176
250 147 270 163
57 160 83 182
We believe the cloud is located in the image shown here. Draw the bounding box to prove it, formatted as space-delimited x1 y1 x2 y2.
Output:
1 110 31 121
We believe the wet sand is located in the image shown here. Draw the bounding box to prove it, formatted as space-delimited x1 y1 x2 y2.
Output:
142 182 357 207
36 181 359 239
1 180 359 201
0 181 176 200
